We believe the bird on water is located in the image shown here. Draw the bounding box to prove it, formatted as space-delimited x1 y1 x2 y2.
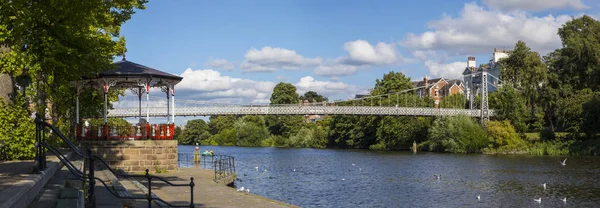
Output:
534 198 541 203
476 195 480 201
560 158 567 166
542 183 546 190
433 174 441 180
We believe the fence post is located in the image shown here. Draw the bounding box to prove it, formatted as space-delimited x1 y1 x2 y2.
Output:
87 148 96 208
190 177 195 208
146 169 152 208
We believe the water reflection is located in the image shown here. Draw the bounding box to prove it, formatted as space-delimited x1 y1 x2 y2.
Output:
179 146 600 207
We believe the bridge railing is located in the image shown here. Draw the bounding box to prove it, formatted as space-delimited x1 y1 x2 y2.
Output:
110 106 494 117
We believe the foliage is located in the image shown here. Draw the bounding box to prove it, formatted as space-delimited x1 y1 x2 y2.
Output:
579 92 600 140
208 116 237 135
489 85 528 132
270 82 299 104
174 126 182 142
439 93 467 109
483 120 528 154
556 15 600 91
300 91 327 103
210 128 237 146
528 140 573 156
0 100 35 160
234 116 269 146
427 116 488 153
498 40 547 131
373 116 428 150
179 119 210 145
370 71 414 96
555 88 594 134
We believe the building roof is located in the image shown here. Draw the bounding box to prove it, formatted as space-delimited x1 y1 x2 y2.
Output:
80 58 183 88
100 59 183 81
413 78 443 88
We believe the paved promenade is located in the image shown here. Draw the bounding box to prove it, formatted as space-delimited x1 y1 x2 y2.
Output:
124 168 297 208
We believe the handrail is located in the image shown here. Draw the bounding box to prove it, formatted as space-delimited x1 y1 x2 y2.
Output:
34 114 195 208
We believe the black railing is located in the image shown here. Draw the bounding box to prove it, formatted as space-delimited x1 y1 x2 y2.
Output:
34 115 194 208
213 155 235 182
178 152 236 182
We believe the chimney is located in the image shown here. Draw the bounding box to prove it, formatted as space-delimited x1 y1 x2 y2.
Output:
467 56 476 68
424 75 428 88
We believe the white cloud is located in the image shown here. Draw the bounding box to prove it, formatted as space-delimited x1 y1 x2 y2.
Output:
313 62 362 77
424 61 467 79
241 46 322 72
402 3 572 55
342 40 398 65
167 68 367 104
482 0 588 12
412 50 441 61
207 58 235 71
313 40 408 77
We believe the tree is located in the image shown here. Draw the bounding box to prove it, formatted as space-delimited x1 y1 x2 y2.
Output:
270 82 299 104
427 116 488 153
489 85 528 132
0 0 146 157
371 71 414 96
499 40 547 131
483 120 528 154
373 117 428 150
234 115 269 146
208 116 237 135
300 91 327 103
179 119 210 145
556 15 600 91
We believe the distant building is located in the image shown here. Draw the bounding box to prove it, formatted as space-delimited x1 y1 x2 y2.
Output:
412 77 465 108
462 48 509 99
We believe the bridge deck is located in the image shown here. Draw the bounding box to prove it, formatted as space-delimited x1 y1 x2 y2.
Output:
108 106 494 117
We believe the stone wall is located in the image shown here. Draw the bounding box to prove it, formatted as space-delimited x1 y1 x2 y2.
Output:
80 140 178 173
0 73 13 103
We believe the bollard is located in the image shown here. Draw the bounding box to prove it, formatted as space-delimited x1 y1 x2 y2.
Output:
413 141 417 153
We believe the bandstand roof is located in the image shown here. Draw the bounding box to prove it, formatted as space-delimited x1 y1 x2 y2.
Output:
80 58 183 88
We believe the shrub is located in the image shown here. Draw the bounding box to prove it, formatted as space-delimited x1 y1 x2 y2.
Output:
0 100 36 160
483 120 528 154
427 115 488 153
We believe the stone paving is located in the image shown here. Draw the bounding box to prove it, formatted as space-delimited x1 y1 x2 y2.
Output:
122 168 297 208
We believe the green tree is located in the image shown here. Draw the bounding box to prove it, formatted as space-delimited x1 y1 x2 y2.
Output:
179 119 210 145
499 40 547 131
427 116 488 153
270 82 299 104
373 117 428 150
234 115 269 146
371 71 414 96
483 120 528 154
174 126 182 142
0 0 146 156
300 91 328 103
556 15 600 91
208 116 237 135
489 85 528 132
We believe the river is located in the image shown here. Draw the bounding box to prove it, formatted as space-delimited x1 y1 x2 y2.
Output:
178 145 600 207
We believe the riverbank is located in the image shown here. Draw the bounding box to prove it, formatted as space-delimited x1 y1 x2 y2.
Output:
149 168 297 208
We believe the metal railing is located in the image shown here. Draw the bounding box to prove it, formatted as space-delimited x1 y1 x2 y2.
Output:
34 115 194 208
213 155 235 183
76 123 175 140
178 152 235 182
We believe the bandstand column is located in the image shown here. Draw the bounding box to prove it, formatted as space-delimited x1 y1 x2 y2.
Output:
145 82 150 123
171 86 175 123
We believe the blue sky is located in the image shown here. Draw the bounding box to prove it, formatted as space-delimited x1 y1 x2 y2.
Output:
116 0 598 123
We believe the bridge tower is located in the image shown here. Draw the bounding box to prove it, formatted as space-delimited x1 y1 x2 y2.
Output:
480 70 489 124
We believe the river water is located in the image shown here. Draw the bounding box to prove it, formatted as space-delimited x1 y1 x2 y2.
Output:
178 145 600 207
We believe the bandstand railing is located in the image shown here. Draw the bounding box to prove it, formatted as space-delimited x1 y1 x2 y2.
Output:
76 123 175 140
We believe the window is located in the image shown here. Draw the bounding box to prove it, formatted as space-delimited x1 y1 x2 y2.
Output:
435 89 439 97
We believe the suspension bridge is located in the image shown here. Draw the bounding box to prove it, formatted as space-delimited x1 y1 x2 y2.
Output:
108 71 501 122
